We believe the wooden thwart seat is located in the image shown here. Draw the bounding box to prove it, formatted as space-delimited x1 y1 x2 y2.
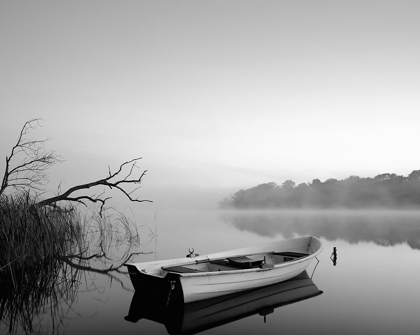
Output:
273 252 309 258
162 265 204 273
227 256 264 269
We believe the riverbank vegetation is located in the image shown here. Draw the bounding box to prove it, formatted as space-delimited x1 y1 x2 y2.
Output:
0 192 148 334
0 119 152 292
219 171 420 209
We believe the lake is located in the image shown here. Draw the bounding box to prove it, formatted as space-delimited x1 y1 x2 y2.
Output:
2 209 420 334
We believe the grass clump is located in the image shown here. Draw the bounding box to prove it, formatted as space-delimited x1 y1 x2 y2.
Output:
0 192 148 334
0 193 83 288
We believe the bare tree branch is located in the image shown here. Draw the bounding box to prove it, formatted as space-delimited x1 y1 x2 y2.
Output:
37 158 152 214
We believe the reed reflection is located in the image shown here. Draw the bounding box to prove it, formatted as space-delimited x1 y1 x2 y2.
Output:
0 207 154 335
221 210 420 250
0 257 81 335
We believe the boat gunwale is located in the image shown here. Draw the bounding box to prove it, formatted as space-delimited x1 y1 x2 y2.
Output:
165 249 321 277
127 236 323 278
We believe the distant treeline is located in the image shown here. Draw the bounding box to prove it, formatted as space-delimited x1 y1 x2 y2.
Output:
219 171 420 209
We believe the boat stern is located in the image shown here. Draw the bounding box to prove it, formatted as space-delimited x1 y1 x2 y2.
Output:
125 263 185 302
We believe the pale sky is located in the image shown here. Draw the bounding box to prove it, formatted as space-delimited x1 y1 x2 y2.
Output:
1 1 420 209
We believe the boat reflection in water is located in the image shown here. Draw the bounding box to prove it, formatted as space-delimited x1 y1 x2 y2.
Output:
124 270 323 334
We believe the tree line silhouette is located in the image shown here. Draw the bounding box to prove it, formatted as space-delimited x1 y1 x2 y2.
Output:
219 171 420 209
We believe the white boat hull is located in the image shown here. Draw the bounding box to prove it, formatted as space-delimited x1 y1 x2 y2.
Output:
180 258 312 302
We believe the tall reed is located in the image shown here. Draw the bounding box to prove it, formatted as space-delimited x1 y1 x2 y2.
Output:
1 192 148 334
0 193 83 286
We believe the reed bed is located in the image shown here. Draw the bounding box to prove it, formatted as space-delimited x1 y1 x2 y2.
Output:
0 192 143 287
0 193 147 334
0 194 82 285
0 194 82 334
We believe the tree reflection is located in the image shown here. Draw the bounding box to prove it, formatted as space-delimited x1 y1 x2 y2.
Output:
0 209 154 335
0 257 81 334
221 210 420 250
0 246 153 335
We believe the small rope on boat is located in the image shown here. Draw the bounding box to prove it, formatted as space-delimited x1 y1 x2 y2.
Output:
311 256 320 279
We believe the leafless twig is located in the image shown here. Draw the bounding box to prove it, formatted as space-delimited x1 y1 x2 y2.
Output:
0 118 63 197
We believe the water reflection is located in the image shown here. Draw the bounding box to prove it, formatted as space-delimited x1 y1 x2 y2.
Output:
221 210 420 250
0 258 81 335
0 214 154 335
125 271 322 334
0 255 146 335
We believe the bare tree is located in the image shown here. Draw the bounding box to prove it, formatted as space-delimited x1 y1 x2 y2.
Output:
1 119 152 212
0 119 63 197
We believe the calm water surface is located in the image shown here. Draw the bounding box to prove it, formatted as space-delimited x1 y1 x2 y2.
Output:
2 210 420 334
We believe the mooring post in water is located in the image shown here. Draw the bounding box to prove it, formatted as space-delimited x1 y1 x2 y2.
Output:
330 247 337 266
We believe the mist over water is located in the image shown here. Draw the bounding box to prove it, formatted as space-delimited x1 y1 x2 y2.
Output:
220 209 420 250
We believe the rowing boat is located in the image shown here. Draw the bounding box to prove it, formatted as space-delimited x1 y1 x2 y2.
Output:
125 235 323 303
